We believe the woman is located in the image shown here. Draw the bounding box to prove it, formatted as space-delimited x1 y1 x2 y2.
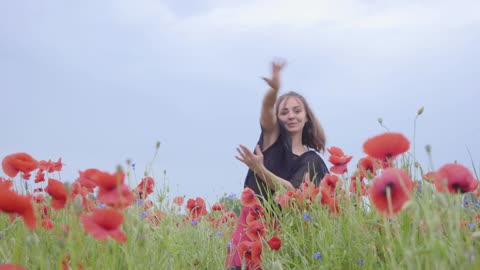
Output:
226 60 329 269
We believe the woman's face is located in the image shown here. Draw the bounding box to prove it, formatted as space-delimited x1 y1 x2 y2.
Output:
277 97 308 135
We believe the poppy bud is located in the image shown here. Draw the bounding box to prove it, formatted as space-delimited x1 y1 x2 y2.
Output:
417 106 424 116
425 144 432 154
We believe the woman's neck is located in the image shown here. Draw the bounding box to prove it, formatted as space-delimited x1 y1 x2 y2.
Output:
291 133 307 156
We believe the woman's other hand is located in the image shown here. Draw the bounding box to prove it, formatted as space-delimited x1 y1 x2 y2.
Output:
235 144 264 173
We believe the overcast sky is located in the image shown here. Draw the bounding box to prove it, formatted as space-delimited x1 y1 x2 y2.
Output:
1 0 479 205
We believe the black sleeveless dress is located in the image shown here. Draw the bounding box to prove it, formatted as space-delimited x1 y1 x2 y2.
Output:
243 124 329 199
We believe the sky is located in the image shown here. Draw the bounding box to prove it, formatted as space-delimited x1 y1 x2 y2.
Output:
1 0 479 206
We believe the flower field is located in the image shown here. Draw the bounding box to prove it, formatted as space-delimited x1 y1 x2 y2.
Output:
1 117 479 269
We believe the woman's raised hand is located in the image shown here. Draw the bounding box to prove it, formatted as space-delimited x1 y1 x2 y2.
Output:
262 59 286 91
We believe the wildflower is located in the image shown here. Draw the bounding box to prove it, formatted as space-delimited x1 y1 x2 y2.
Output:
303 212 313 221
363 132 410 164
146 210 164 226
186 197 208 219
267 235 282 250
2 152 38 178
314 251 322 261
368 168 414 217
320 174 340 197
228 193 237 199
44 178 68 210
76 169 101 191
327 146 353 174
241 187 257 206
246 203 265 224
191 220 198 225
134 176 155 199
246 220 266 241
211 202 226 211
41 219 54 230
172 196 184 206
358 258 365 265
80 208 126 243
38 158 63 173
0 188 37 229
349 173 367 196
140 212 147 219
434 163 478 194
357 156 379 178
238 240 262 269
422 171 438 184
217 231 224 236
34 169 45 183
92 169 134 208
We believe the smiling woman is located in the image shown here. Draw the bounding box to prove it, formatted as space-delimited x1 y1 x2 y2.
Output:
226 60 330 269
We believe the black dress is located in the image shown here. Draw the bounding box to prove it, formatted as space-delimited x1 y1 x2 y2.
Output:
243 124 329 199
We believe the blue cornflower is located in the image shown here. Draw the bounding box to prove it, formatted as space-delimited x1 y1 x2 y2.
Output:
98 203 107 208
303 213 313 221
228 193 237 199
467 223 475 229
140 212 147 219
217 231 224 236
136 199 144 206
191 220 198 225
314 251 322 262
226 242 232 250
357 258 365 266
131 163 136 168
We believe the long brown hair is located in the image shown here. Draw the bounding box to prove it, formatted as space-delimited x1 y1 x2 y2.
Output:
275 91 326 152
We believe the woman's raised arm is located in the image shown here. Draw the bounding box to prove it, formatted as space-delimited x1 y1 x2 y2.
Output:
260 60 286 150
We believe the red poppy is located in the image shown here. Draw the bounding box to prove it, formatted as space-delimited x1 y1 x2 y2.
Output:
357 156 379 179
327 146 353 174
41 219 55 230
34 169 45 183
76 169 99 191
97 184 134 209
434 163 478 194
38 158 63 173
0 264 26 270
241 187 257 206
142 199 154 211
211 202 226 211
0 189 37 229
91 169 125 190
0 179 13 190
246 220 266 241
80 208 126 243
238 240 262 269
277 189 299 209
267 235 282 250
2 152 39 178
363 132 410 162
91 169 134 208
246 203 265 224
146 210 165 226
172 196 184 206
45 178 68 210
320 174 340 197
349 173 367 196
422 171 438 184
186 197 208 219
368 168 414 217
134 176 155 199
